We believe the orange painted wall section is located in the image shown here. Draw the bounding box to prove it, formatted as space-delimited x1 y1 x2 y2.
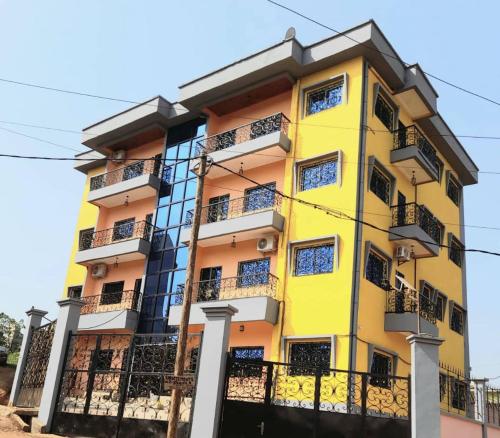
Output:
206 90 292 136
83 259 145 296
440 413 482 438
104 138 164 173
96 197 156 230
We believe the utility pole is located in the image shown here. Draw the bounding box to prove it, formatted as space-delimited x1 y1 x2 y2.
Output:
167 150 208 438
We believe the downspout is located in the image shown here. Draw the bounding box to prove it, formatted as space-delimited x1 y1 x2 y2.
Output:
348 59 369 372
276 79 301 361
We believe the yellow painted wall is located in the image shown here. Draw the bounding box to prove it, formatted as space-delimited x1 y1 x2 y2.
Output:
62 166 104 297
270 57 365 370
354 65 466 377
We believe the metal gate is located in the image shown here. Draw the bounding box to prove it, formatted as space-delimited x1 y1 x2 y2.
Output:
219 358 411 438
16 320 56 407
51 333 201 438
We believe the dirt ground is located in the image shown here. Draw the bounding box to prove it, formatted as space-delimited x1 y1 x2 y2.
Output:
0 365 63 437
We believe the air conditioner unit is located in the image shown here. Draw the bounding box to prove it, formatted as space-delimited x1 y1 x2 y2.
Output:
111 149 126 163
395 246 411 262
91 264 107 278
257 236 276 253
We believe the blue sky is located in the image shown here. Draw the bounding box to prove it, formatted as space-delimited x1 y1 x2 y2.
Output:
0 0 499 378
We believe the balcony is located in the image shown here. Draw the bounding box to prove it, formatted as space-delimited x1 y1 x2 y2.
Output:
169 273 279 325
78 290 140 331
88 157 161 208
389 203 442 257
179 192 284 247
191 113 291 179
391 125 440 184
75 220 154 266
385 288 438 336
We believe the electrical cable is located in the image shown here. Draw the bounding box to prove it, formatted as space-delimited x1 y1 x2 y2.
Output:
78 309 127 330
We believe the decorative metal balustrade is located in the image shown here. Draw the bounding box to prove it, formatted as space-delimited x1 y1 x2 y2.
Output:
392 125 440 174
173 273 278 305
386 288 437 325
184 192 282 227
225 358 410 419
89 156 162 191
391 203 443 245
439 364 476 418
196 112 290 154
485 385 500 426
79 221 155 251
80 290 141 315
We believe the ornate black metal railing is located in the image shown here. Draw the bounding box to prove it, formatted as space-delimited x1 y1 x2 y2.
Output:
392 125 439 174
386 288 437 325
80 290 141 315
79 221 155 251
485 385 500 426
89 156 162 191
196 112 290 154
184 192 282 227
439 364 476 418
224 358 410 419
173 273 278 305
390 203 443 245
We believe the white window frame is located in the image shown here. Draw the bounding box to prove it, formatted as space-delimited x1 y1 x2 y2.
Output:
302 73 348 118
281 335 336 368
288 235 340 276
293 151 342 194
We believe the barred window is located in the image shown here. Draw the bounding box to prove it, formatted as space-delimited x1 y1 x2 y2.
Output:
207 195 229 223
366 250 389 289
439 373 447 402
436 293 446 322
370 167 391 205
294 243 334 276
447 174 461 206
237 258 270 287
230 347 264 378
375 95 394 130
112 218 135 241
305 80 343 116
79 228 94 251
288 341 331 376
67 285 82 299
451 306 465 335
370 351 392 388
449 236 463 267
244 183 276 212
298 158 338 192
451 379 467 410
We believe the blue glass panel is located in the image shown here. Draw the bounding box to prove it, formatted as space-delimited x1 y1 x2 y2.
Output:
238 259 270 287
168 202 183 226
161 248 175 271
144 275 159 295
177 142 191 159
307 83 343 115
244 183 276 212
164 228 179 248
158 272 170 294
176 246 189 270
295 244 334 276
153 319 165 333
155 295 168 317
300 160 337 191
174 161 188 181
140 296 155 317
171 270 186 295
171 183 186 203
166 145 178 160
147 250 161 274
182 199 195 225
184 179 197 198
155 207 168 229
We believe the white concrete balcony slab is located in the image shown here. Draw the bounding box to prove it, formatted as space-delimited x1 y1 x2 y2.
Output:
75 221 153 266
78 310 138 331
191 113 291 180
179 196 284 247
88 158 161 208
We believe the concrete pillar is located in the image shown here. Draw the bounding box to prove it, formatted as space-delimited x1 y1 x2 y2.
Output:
33 298 84 433
9 307 48 406
472 379 488 438
407 334 444 438
190 304 238 438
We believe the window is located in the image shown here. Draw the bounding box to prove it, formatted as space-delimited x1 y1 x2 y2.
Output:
370 351 392 388
294 243 335 276
79 228 94 251
123 160 145 181
375 94 394 130
101 281 124 305
230 347 264 378
67 285 82 299
243 183 276 212
288 341 331 376
198 267 222 301
370 167 391 205
207 195 229 223
305 80 344 116
237 258 270 287
189 347 199 373
439 373 447 402
451 378 467 410
447 174 461 206
436 293 447 322
298 157 338 192
112 218 135 241
449 235 464 267
366 249 389 289
450 304 465 335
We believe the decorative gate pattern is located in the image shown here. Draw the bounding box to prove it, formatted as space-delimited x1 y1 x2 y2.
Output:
16 320 56 408
52 333 201 438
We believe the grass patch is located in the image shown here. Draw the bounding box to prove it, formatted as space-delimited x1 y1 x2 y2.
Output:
7 352 19 366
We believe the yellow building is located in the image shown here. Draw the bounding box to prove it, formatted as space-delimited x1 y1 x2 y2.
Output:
64 21 477 387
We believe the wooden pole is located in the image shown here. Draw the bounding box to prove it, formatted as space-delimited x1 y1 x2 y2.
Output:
167 151 207 438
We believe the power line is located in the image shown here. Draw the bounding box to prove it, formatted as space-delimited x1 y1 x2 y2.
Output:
0 153 190 163
210 160 500 257
0 126 84 153
266 0 500 108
